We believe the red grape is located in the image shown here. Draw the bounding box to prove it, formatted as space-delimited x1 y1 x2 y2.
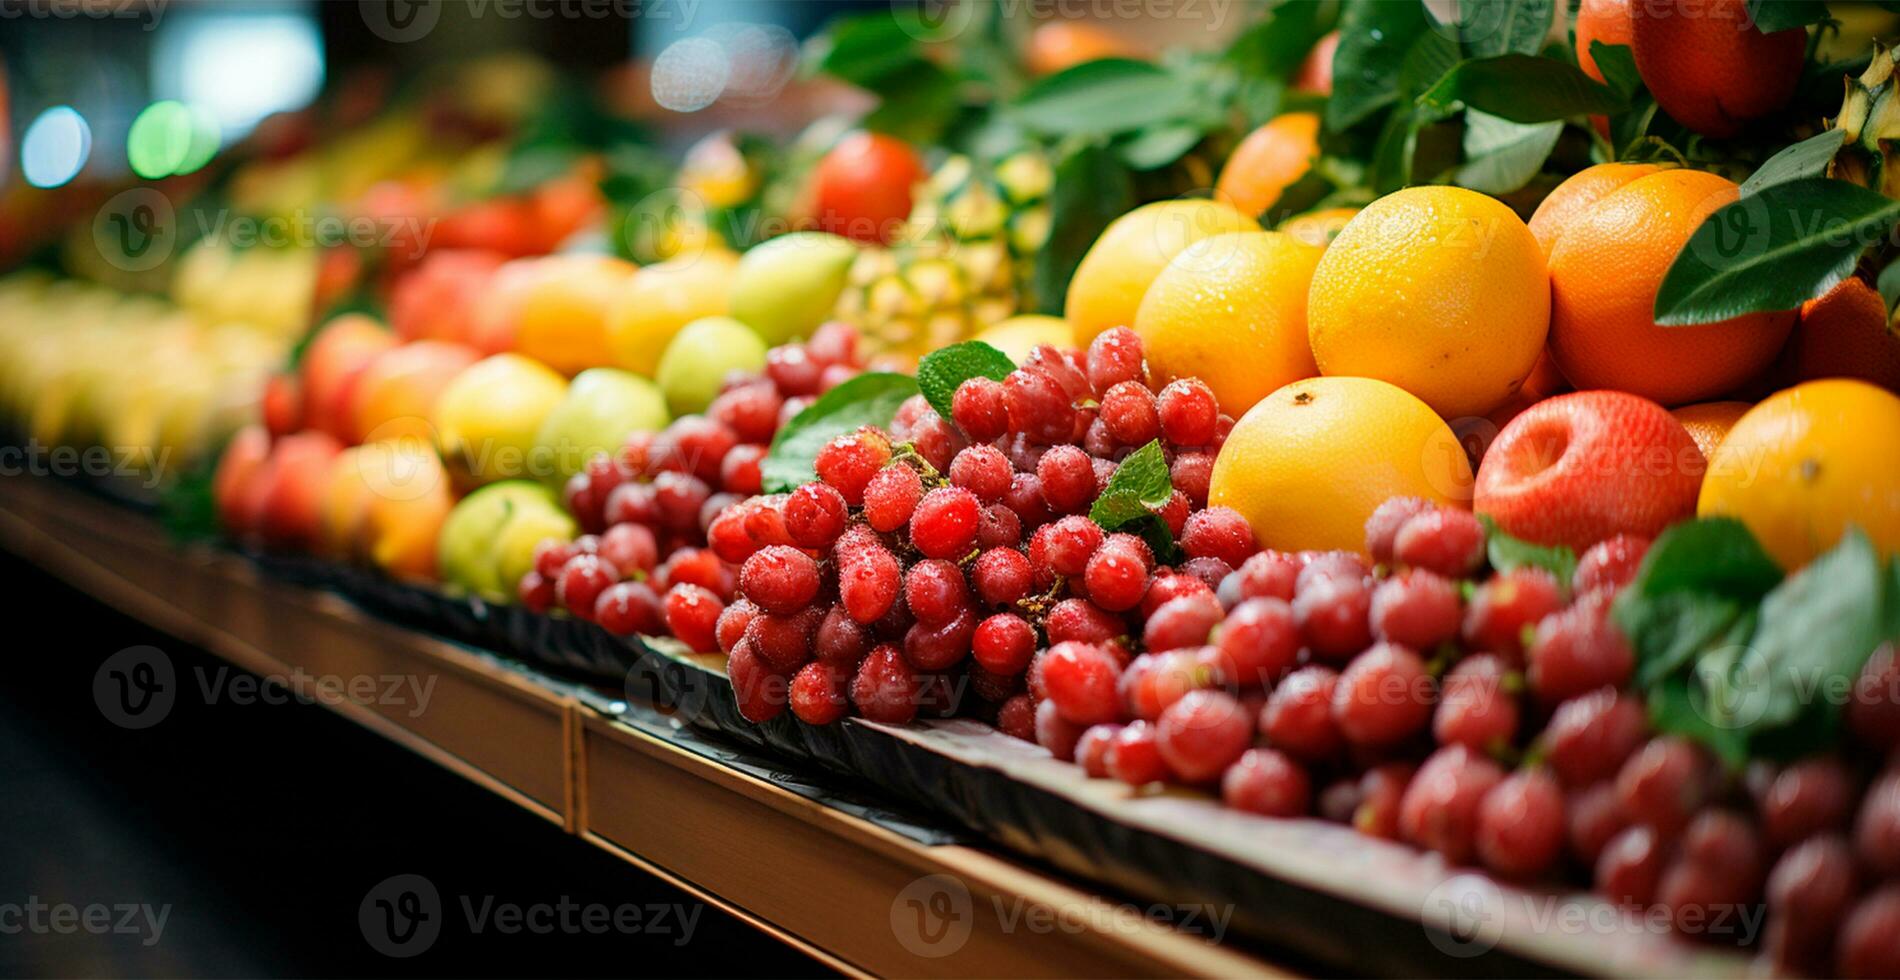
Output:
557 554 620 621
739 545 821 615
663 583 724 652
1541 687 1647 787
1099 381 1160 446
1595 825 1665 906
1475 769 1565 879
1433 653 1519 752
1764 834 1858 975
1156 378 1218 447
1392 508 1485 577
1293 572 1372 661
1573 533 1649 595
949 444 1012 502
1615 736 1714 837
1370 568 1463 649
1156 690 1253 784
1180 506 1257 568
1083 539 1151 612
1209 597 1300 689
814 429 890 504
1144 592 1223 652
728 640 786 723
1364 497 1434 564
595 581 664 637
1035 697 1085 760
1076 724 1123 778
1036 446 1095 514
1527 591 1633 704
997 693 1036 741
1222 748 1312 817
1108 719 1169 785
952 376 1009 442
1332 642 1434 750
1758 756 1855 848
1085 326 1145 392
1261 665 1343 762
785 481 848 548
851 644 919 724
1855 769 1900 878
1462 567 1563 663
1041 641 1125 726
1399 745 1504 866
789 662 851 725
909 486 982 559
839 545 902 623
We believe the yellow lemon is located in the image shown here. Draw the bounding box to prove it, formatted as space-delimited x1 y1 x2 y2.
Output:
1134 231 1324 417
1209 376 1474 554
1697 379 1900 569
973 314 1073 363
1063 199 1258 348
1308 186 1550 420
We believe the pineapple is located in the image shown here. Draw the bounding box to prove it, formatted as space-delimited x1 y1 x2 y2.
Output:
1830 44 1900 198
834 150 1053 363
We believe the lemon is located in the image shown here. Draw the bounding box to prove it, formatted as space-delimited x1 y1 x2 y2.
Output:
1063 199 1258 348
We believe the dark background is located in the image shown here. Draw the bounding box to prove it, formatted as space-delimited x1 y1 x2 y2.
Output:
0 550 825 978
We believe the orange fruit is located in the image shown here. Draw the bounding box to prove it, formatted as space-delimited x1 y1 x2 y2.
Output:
1214 113 1321 219
1671 400 1752 461
1698 379 1900 568
1063 199 1258 348
1575 0 1633 84
1543 168 1796 406
349 339 481 444
1278 207 1360 248
1476 390 1704 551
1307 186 1550 420
505 254 639 376
1209 376 1474 554
1526 162 1665 258
1294 32 1339 94
1630 0 1806 139
604 249 739 377
1780 275 1900 393
1026 21 1136 76
1133 231 1324 416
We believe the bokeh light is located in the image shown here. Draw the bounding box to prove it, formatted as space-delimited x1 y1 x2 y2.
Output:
21 106 92 189
175 104 222 176
651 37 731 113
126 100 192 179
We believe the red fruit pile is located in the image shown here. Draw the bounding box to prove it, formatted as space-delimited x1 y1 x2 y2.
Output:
720 327 1258 730
516 322 866 644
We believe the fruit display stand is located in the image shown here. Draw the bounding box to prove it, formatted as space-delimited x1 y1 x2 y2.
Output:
0 473 1274 978
0 472 1765 978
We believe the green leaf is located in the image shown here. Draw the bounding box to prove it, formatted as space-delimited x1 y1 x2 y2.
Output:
1089 440 1174 529
1739 130 1849 195
1620 591 1755 688
1453 110 1561 193
1588 42 1643 101
1010 59 1196 136
1032 143 1135 316
1458 0 1555 57
1746 0 1828 31
1655 178 1900 326
915 341 1015 427
761 373 918 492
1226 0 1327 81
1647 675 1750 770
1327 0 1432 130
1734 529 1886 734
1623 517 1784 601
862 61 959 145
1480 516 1578 584
1417 54 1627 123
812 13 923 87
1877 261 1900 316
1370 107 1422 194
1118 124 1206 171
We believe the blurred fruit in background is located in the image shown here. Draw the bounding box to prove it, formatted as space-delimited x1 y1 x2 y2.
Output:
1026 20 1139 76
1065 199 1257 348
972 315 1072 363
1573 0 1632 85
604 249 740 376
656 316 769 415
729 231 859 346
1215 113 1320 219
1210 377 1473 553
533 367 669 483
1309 187 1549 419
348 340 482 444
318 438 454 581
1698 379 1900 569
1542 167 1796 405
437 480 574 601
433 353 569 486
1293 31 1339 94
495 254 640 376
807 132 927 246
1135 231 1323 416
298 314 401 442
389 250 511 350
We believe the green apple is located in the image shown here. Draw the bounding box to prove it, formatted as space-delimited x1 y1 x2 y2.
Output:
437 481 571 600
656 316 768 415
434 353 568 485
532 367 669 483
490 505 578 594
728 231 858 345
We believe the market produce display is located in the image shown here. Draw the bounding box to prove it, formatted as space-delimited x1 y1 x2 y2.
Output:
9 0 1900 975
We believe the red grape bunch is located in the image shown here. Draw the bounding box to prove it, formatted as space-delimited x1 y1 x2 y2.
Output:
517 322 866 647
718 326 1271 732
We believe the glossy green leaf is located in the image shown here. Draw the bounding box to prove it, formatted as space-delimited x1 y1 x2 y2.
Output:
1588 41 1643 100
1453 110 1561 193
761 373 918 492
1739 130 1848 195
1417 53 1626 122
1032 143 1135 315
1480 516 1578 583
1225 0 1327 81
1011 59 1196 136
1458 0 1555 57
1655 178 1900 325
1326 0 1432 130
915 341 1014 427
1746 0 1828 31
